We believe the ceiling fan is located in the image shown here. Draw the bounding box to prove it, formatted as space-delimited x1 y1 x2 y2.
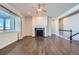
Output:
37 3 46 12
33 3 47 15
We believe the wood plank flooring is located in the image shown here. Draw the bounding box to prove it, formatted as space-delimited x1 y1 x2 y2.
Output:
0 35 79 55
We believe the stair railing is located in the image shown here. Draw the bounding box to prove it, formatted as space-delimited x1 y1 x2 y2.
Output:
59 29 72 42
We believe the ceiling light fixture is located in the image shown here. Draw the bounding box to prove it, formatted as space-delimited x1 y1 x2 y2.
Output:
33 3 47 16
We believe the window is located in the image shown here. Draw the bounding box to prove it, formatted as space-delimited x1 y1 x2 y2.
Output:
0 18 3 30
0 5 20 32
0 18 11 31
5 19 11 30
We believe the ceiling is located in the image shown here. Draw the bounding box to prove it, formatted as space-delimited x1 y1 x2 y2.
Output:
9 3 78 17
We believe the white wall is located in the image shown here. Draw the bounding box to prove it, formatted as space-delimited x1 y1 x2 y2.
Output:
25 16 32 36
0 32 18 49
63 13 79 40
51 19 59 35
20 16 55 37
52 20 56 34
32 16 47 27
21 16 32 37
48 19 52 36
47 18 55 36
21 16 53 37
21 16 55 37
21 16 27 37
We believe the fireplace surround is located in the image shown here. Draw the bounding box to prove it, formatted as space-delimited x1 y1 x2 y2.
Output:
32 16 48 37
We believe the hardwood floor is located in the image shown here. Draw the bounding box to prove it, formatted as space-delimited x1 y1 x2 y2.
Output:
0 35 79 55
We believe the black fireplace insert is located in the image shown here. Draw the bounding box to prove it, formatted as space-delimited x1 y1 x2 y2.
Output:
35 28 44 37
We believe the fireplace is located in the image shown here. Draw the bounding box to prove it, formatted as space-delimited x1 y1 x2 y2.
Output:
35 28 44 37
